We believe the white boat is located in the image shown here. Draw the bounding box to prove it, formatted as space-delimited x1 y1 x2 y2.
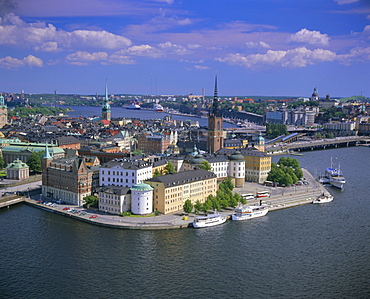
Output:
231 204 268 221
154 103 164 112
125 103 141 110
325 158 346 189
193 212 227 228
312 193 334 204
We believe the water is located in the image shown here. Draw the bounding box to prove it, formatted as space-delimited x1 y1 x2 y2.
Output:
1 147 369 298
62 105 237 128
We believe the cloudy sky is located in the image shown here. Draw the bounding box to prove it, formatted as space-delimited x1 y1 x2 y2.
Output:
0 0 369 97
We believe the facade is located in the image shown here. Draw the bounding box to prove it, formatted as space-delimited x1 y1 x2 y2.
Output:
0 94 8 128
2 142 65 165
98 186 131 215
265 107 318 126
137 132 171 154
207 76 225 153
323 122 356 132
6 159 29 180
145 169 217 214
131 183 154 215
99 158 153 188
42 153 100 206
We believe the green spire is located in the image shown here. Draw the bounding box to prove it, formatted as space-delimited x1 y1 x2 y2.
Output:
43 143 53 159
102 81 111 113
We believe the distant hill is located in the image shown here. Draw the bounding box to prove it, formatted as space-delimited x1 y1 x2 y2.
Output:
338 96 370 103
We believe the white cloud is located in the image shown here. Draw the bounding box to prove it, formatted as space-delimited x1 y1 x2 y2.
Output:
125 45 160 57
0 55 43 68
178 18 192 25
155 0 175 4
216 47 337 68
290 28 330 46
194 65 210 70
66 51 108 63
107 52 135 65
246 41 271 49
334 0 358 4
158 41 190 55
187 43 202 50
0 13 132 51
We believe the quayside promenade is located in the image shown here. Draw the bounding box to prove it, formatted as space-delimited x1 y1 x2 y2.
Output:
21 168 330 230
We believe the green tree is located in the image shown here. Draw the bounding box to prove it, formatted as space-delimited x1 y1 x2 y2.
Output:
164 161 176 174
183 199 193 214
219 177 234 192
27 151 43 172
194 200 203 214
84 195 99 208
153 169 161 177
203 198 213 213
198 160 212 171
0 155 4 169
131 149 143 156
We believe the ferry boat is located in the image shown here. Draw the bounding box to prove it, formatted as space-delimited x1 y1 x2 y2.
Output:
125 102 141 110
193 212 227 228
154 103 164 112
231 204 268 221
312 193 334 204
325 159 346 189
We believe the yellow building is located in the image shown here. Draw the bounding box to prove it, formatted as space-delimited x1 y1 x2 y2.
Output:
145 169 217 214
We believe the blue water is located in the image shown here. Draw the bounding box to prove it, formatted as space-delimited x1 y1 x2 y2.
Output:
0 147 369 298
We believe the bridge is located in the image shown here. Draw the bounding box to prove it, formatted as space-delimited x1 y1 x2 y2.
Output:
266 136 370 153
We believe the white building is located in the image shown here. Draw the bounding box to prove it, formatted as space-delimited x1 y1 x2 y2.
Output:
99 158 153 188
98 186 131 215
131 183 154 215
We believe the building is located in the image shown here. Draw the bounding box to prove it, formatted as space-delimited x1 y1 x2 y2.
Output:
99 158 153 188
137 132 171 154
207 76 225 153
98 186 131 215
2 142 65 165
6 158 29 180
311 87 319 101
42 150 100 206
102 83 111 121
145 169 217 214
0 94 8 128
217 147 271 184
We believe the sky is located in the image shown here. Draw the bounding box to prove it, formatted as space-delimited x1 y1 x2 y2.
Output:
0 0 369 98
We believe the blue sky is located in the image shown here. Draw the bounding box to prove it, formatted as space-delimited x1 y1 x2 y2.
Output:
0 0 369 97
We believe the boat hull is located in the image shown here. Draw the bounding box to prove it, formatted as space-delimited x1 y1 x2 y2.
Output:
193 215 227 228
232 206 268 221
312 195 334 204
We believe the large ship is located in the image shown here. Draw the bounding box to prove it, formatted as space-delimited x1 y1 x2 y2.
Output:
323 158 346 189
231 204 268 221
154 103 164 112
193 212 227 228
125 102 141 110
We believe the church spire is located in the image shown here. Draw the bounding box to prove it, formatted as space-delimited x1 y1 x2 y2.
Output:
211 74 220 116
43 142 53 159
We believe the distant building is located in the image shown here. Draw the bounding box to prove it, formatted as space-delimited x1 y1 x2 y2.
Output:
0 94 8 128
101 83 111 121
311 87 319 101
137 132 171 154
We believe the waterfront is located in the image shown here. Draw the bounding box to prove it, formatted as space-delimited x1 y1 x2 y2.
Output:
1 147 369 298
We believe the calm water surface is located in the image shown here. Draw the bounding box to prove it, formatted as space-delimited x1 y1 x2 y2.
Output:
1 147 369 298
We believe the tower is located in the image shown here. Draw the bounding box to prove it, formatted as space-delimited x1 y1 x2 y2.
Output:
311 87 319 101
0 94 8 128
102 82 111 121
42 143 54 199
207 75 224 153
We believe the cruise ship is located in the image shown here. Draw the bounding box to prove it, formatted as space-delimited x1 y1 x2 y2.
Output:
125 102 141 110
154 103 164 112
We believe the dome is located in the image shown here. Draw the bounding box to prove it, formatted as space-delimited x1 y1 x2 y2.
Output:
190 154 206 165
130 183 153 192
229 151 244 161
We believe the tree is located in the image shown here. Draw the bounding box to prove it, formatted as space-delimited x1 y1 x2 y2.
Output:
219 177 234 192
153 169 161 177
183 199 193 214
27 151 43 173
0 155 4 169
203 198 213 213
131 149 142 156
199 160 212 171
164 161 176 174
84 195 98 208
194 200 203 214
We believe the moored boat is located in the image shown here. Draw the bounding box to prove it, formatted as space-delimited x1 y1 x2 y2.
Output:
231 204 268 221
154 103 164 112
125 102 141 110
193 212 227 228
325 158 346 189
312 193 334 204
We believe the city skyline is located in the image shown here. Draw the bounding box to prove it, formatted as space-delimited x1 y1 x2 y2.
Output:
0 0 369 97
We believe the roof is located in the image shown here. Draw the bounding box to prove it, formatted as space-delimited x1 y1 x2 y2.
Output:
217 147 269 158
130 183 153 192
99 186 130 195
2 142 65 155
6 159 29 169
101 158 152 170
146 169 216 188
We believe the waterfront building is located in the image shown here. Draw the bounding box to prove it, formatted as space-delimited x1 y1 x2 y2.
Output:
0 94 8 128
6 158 29 180
99 158 152 188
42 154 100 206
2 142 65 165
207 76 225 153
98 186 131 215
145 169 217 214
130 183 154 215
